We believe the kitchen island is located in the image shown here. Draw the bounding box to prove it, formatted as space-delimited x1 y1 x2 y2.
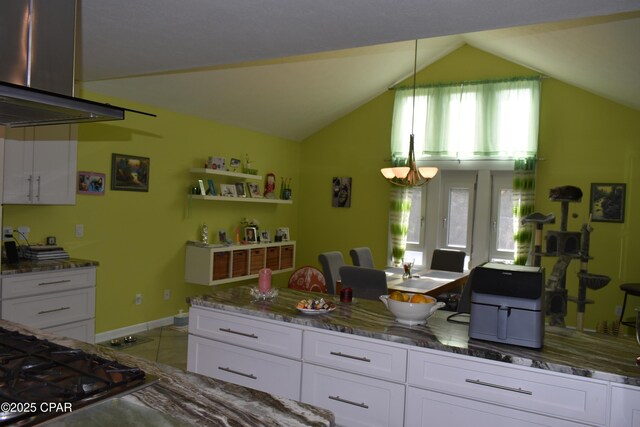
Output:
0 319 335 426
188 286 640 427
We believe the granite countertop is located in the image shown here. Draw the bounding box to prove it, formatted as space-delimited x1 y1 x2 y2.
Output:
1 258 99 275
189 286 640 387
0 320 334 427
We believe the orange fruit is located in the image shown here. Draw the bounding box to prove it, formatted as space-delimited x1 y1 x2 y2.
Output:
409 294 432 304
402 293 410 302
389 291 405 301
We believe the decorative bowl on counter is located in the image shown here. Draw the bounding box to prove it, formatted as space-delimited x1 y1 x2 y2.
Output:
379 293 445 326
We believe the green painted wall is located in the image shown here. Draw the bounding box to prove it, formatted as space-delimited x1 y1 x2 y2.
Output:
3 94 300 333
298 45 640 330
4 45 639 333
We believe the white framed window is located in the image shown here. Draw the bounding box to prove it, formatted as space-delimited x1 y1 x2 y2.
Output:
490 171 515 261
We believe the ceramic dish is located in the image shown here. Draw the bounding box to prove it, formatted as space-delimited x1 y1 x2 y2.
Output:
297 306 336 315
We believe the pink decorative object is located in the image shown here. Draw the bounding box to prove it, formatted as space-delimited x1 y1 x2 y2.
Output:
259 268 272 293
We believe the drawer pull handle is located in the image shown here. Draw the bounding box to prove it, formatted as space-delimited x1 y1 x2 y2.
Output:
38 279 72 286
218 366 257 380
465 378 532 395
329 351 371 363
219 328 258 339
38 306 70 315
328 395 369 409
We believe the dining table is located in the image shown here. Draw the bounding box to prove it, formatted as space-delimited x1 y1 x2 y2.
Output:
385 266 469 297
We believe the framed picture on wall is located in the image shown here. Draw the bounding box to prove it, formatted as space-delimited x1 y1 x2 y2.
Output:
590 183 626 223
111 154 150 192
78 171 105 195
332 177 352 208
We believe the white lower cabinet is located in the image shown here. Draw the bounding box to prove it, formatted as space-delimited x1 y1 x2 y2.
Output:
408 349 608 426
610 384 640 427
187 307 303 400
1 267 96 343
188 334 301 400
301 364 405 427
188 306 635 427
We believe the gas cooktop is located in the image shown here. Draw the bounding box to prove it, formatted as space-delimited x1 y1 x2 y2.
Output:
0 327 154 426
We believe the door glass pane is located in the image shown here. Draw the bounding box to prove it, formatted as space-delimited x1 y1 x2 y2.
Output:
497 189 515 252
447 188 469 248
406 188 422 245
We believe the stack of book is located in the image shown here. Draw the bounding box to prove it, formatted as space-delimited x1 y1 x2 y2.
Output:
22 245 70 261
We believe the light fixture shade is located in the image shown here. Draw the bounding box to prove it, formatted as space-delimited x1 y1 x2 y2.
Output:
381 167 410 180
418 167 438 179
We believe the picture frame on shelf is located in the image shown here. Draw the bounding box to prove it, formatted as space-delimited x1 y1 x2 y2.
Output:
276 227 290 242
247 182 262 198
111 153 150 192
220 184 237 197
218 230 228 244
207 156 226 170
244 227 258 243
198 179 207 195
260 231 271 243
264 172 277 198
77 171 105 195
230 158 241 171
235 182 246 197
590 183 626 223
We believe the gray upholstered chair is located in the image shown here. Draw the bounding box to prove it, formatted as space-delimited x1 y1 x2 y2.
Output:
318 251 345 295
349 247 374 268
430 249 466 272
338 266 387 300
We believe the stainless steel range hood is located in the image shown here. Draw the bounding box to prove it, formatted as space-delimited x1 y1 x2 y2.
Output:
0 0 153 128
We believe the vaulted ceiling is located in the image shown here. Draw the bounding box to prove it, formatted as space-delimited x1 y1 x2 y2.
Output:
77 1 640 141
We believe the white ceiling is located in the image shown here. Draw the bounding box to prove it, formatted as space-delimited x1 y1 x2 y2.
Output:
77 1 640 141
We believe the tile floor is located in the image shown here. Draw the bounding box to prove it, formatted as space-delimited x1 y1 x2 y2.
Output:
102 326 188 370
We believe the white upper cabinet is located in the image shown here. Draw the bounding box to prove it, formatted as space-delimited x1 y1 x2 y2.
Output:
3 125 77 205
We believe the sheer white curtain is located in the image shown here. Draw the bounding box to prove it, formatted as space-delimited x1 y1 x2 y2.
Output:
391 78 540 161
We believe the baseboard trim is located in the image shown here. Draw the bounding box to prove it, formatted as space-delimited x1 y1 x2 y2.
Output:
94 316 174 343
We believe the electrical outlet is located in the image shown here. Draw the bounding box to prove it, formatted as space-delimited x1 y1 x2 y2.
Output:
75 224 84 238
164 289 171 300
615 305 623 317
2 226 13 241
135 294 143 305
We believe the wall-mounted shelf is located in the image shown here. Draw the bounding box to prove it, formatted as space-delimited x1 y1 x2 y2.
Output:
185 241 296 286
189 168 262 180
188 194 292 204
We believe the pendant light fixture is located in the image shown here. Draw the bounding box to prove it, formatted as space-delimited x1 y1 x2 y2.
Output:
381 40 438 187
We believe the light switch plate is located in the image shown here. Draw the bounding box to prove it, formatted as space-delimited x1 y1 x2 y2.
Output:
75 224 84 238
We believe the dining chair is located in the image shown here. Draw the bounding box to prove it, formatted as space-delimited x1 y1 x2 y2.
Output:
318 252 345 295
288 266 328 294
431 249 466 311
338 266 387 300
349 247 374 268
430 249 466 272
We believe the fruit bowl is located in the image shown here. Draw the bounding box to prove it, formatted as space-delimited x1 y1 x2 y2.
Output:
379 293 445 326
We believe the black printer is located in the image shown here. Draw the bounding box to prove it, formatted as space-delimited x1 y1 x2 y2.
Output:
468 262 545 349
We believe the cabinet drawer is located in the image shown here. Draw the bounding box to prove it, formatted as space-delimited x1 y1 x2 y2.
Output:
406 386 588 427
249 248 265 274
232 250 248 277
188 335 301 400
266 247 280 270
408 350 607 425
301 364 405 427
44 319 95 344
189 307 302 358
1 287 96 329
1 268 96 299
303 330 407 382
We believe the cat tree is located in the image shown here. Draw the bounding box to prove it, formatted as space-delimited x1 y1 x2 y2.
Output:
522 186 610 330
